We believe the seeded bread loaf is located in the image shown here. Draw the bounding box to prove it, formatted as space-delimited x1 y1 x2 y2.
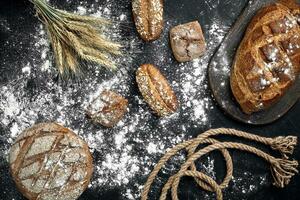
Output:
132 0 164 41
9 123 93 200
231 1 300 114
136 64 178 116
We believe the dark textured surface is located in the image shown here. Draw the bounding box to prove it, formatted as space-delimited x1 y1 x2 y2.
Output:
0 0 299 200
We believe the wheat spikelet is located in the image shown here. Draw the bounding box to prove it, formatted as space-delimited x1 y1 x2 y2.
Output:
65 30 117 69
48 30 64 74
30 0 122 77
66 21 121 55
64 47 78 74
57 9 111 25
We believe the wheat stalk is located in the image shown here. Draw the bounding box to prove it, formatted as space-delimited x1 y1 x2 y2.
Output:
30 0 122 77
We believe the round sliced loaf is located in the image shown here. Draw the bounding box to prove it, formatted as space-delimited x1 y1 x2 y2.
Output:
9 123 93 200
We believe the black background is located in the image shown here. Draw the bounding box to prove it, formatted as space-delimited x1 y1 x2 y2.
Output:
0 0 299 200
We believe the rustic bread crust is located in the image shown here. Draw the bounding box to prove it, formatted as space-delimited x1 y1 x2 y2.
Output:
9 123 93 200
136 64 178 116
132 0 164 41
86 90 128 128
231 1 300 114
170 21 206 62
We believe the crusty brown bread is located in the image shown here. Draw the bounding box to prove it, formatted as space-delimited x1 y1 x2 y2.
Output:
86 90 128 127
170 21 206 62
231 1 300 114
136 64 178 116
9 123 93 200
132 0 164 41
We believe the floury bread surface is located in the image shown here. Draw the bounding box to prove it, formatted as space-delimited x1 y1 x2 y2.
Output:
136 64 178 116
86 90 128 127
132 0 164 41
170 21 206 62
9 123 93 200
231 1 300 114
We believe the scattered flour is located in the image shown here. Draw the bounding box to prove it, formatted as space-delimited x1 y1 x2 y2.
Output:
231 171 268 198
21 63 31 75
76 6 87 15
0 0 269 199
119 13 127 21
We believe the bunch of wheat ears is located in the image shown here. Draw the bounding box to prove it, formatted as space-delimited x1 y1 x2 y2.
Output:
30 0 122 77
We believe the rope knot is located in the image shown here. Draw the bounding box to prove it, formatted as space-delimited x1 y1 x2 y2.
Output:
271 158 299 188
271 136 297 158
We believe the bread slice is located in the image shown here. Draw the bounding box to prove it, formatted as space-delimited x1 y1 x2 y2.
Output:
231 1 300 114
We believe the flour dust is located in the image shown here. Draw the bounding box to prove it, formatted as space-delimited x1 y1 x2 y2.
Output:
0 0 268 199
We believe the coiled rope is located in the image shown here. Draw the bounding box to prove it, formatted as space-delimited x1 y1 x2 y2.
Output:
141 128 298 200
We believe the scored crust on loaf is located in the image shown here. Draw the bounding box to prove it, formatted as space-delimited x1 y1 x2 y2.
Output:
136 64 178 116
9 123 93 200
132 0 164 41
231 1 300 114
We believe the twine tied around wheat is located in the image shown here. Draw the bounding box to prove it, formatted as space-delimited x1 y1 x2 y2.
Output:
141 128 299 200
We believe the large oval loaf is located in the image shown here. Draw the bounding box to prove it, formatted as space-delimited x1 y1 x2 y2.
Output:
136 64 178 116
231 2 300 114
132 0 164 41
9 123 93 200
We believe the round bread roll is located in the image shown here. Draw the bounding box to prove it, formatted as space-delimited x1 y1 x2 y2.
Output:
9 123 93 200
